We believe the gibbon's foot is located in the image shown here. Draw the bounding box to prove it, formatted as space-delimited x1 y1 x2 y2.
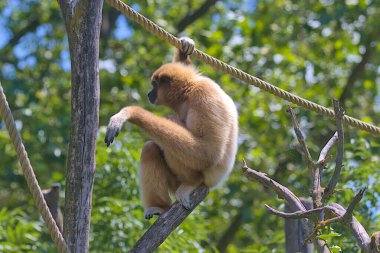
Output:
144 207 165 220
175 184 197 210
180 37 195 56
105 115 125 146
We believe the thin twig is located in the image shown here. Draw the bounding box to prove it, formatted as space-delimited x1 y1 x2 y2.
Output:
317 132 338 166
319 203 371 252
287 106 314 170
316 188 366 229
323 100 344 201
287 106 323 208
304 189 367 249
344 187 366 220
265 204 325 219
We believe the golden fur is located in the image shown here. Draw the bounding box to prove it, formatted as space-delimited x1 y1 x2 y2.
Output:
105 45 238 219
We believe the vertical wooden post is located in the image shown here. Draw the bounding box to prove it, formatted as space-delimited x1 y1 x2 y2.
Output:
57 1 103 252
284 200 314 253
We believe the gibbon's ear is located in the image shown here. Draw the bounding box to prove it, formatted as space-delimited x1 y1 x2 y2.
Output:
173 37 195 65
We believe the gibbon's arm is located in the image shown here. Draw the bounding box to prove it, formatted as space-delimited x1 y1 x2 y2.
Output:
105 106 208 161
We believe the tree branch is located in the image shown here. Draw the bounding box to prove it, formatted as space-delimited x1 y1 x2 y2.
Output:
243 161 328 252
323 100 344 201
265 204 324 220
243 107 375 252
339 38 376 106
318 202 371 252
101 7 120 40
287 106 323 208
4 18 40 48
317 132 338 166
176 0 217 33
287 106 314 170
129 185 209 253
216 196 253 253
316 188 366 230
242 160 306 212
0 17 41 65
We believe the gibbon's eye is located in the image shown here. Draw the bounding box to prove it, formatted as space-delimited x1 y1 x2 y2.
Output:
151 80 158 87
159 76 171 84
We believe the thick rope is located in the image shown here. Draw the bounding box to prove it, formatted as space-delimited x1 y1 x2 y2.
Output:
107 0 380 136
0 83 70 253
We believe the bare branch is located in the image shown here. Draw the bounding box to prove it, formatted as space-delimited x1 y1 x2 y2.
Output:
324 100 344 201
176 0 217 33
311 188 370 252
265 204 325 219
287 106 314 170
129 185 209 253
327 203 371 252
317 189 365 229
339 34 378 106
216 196 254 253
344 188 366 219
4 18 40 48
242 160 306 212
317 132 338 166
287 106 324 208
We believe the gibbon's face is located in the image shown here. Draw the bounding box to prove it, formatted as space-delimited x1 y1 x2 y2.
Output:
148 74 171 105
149 63 196 107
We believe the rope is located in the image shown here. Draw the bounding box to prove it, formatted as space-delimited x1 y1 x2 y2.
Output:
106 0 380 136
0 83 70 253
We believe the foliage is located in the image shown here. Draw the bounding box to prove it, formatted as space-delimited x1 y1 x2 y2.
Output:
0 207 55 252
0 0 379 252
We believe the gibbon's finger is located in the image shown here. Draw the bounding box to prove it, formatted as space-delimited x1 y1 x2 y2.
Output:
104 129 113 147
180 37 195 56
105 125 120 147
144 207 163 220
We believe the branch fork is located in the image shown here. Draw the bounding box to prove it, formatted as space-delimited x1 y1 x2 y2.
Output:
243 100 378 252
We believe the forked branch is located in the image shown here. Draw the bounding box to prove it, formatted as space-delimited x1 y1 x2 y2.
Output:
323 100 344 201
243 103 379 252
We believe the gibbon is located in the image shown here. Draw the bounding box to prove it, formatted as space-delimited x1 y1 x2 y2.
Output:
105 37 238 219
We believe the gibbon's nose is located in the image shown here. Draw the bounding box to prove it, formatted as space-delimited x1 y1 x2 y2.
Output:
148 90 157 104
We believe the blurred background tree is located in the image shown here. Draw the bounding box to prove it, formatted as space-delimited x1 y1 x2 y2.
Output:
0 0 379 252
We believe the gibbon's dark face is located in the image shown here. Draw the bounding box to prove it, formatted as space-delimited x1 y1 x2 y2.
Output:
150 63 197 107
148 80 158 104
148 75 171 105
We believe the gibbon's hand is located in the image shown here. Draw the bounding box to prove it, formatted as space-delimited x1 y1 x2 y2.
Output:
105 113 127 147
180 37 195 56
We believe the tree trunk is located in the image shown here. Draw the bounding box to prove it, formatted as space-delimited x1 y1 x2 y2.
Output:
57 1 103 252
285 200 314 253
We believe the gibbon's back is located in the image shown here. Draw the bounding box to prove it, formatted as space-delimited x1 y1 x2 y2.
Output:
188 74 239 188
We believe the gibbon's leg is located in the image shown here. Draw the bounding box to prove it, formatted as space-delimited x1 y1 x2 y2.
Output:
139 141 179 219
